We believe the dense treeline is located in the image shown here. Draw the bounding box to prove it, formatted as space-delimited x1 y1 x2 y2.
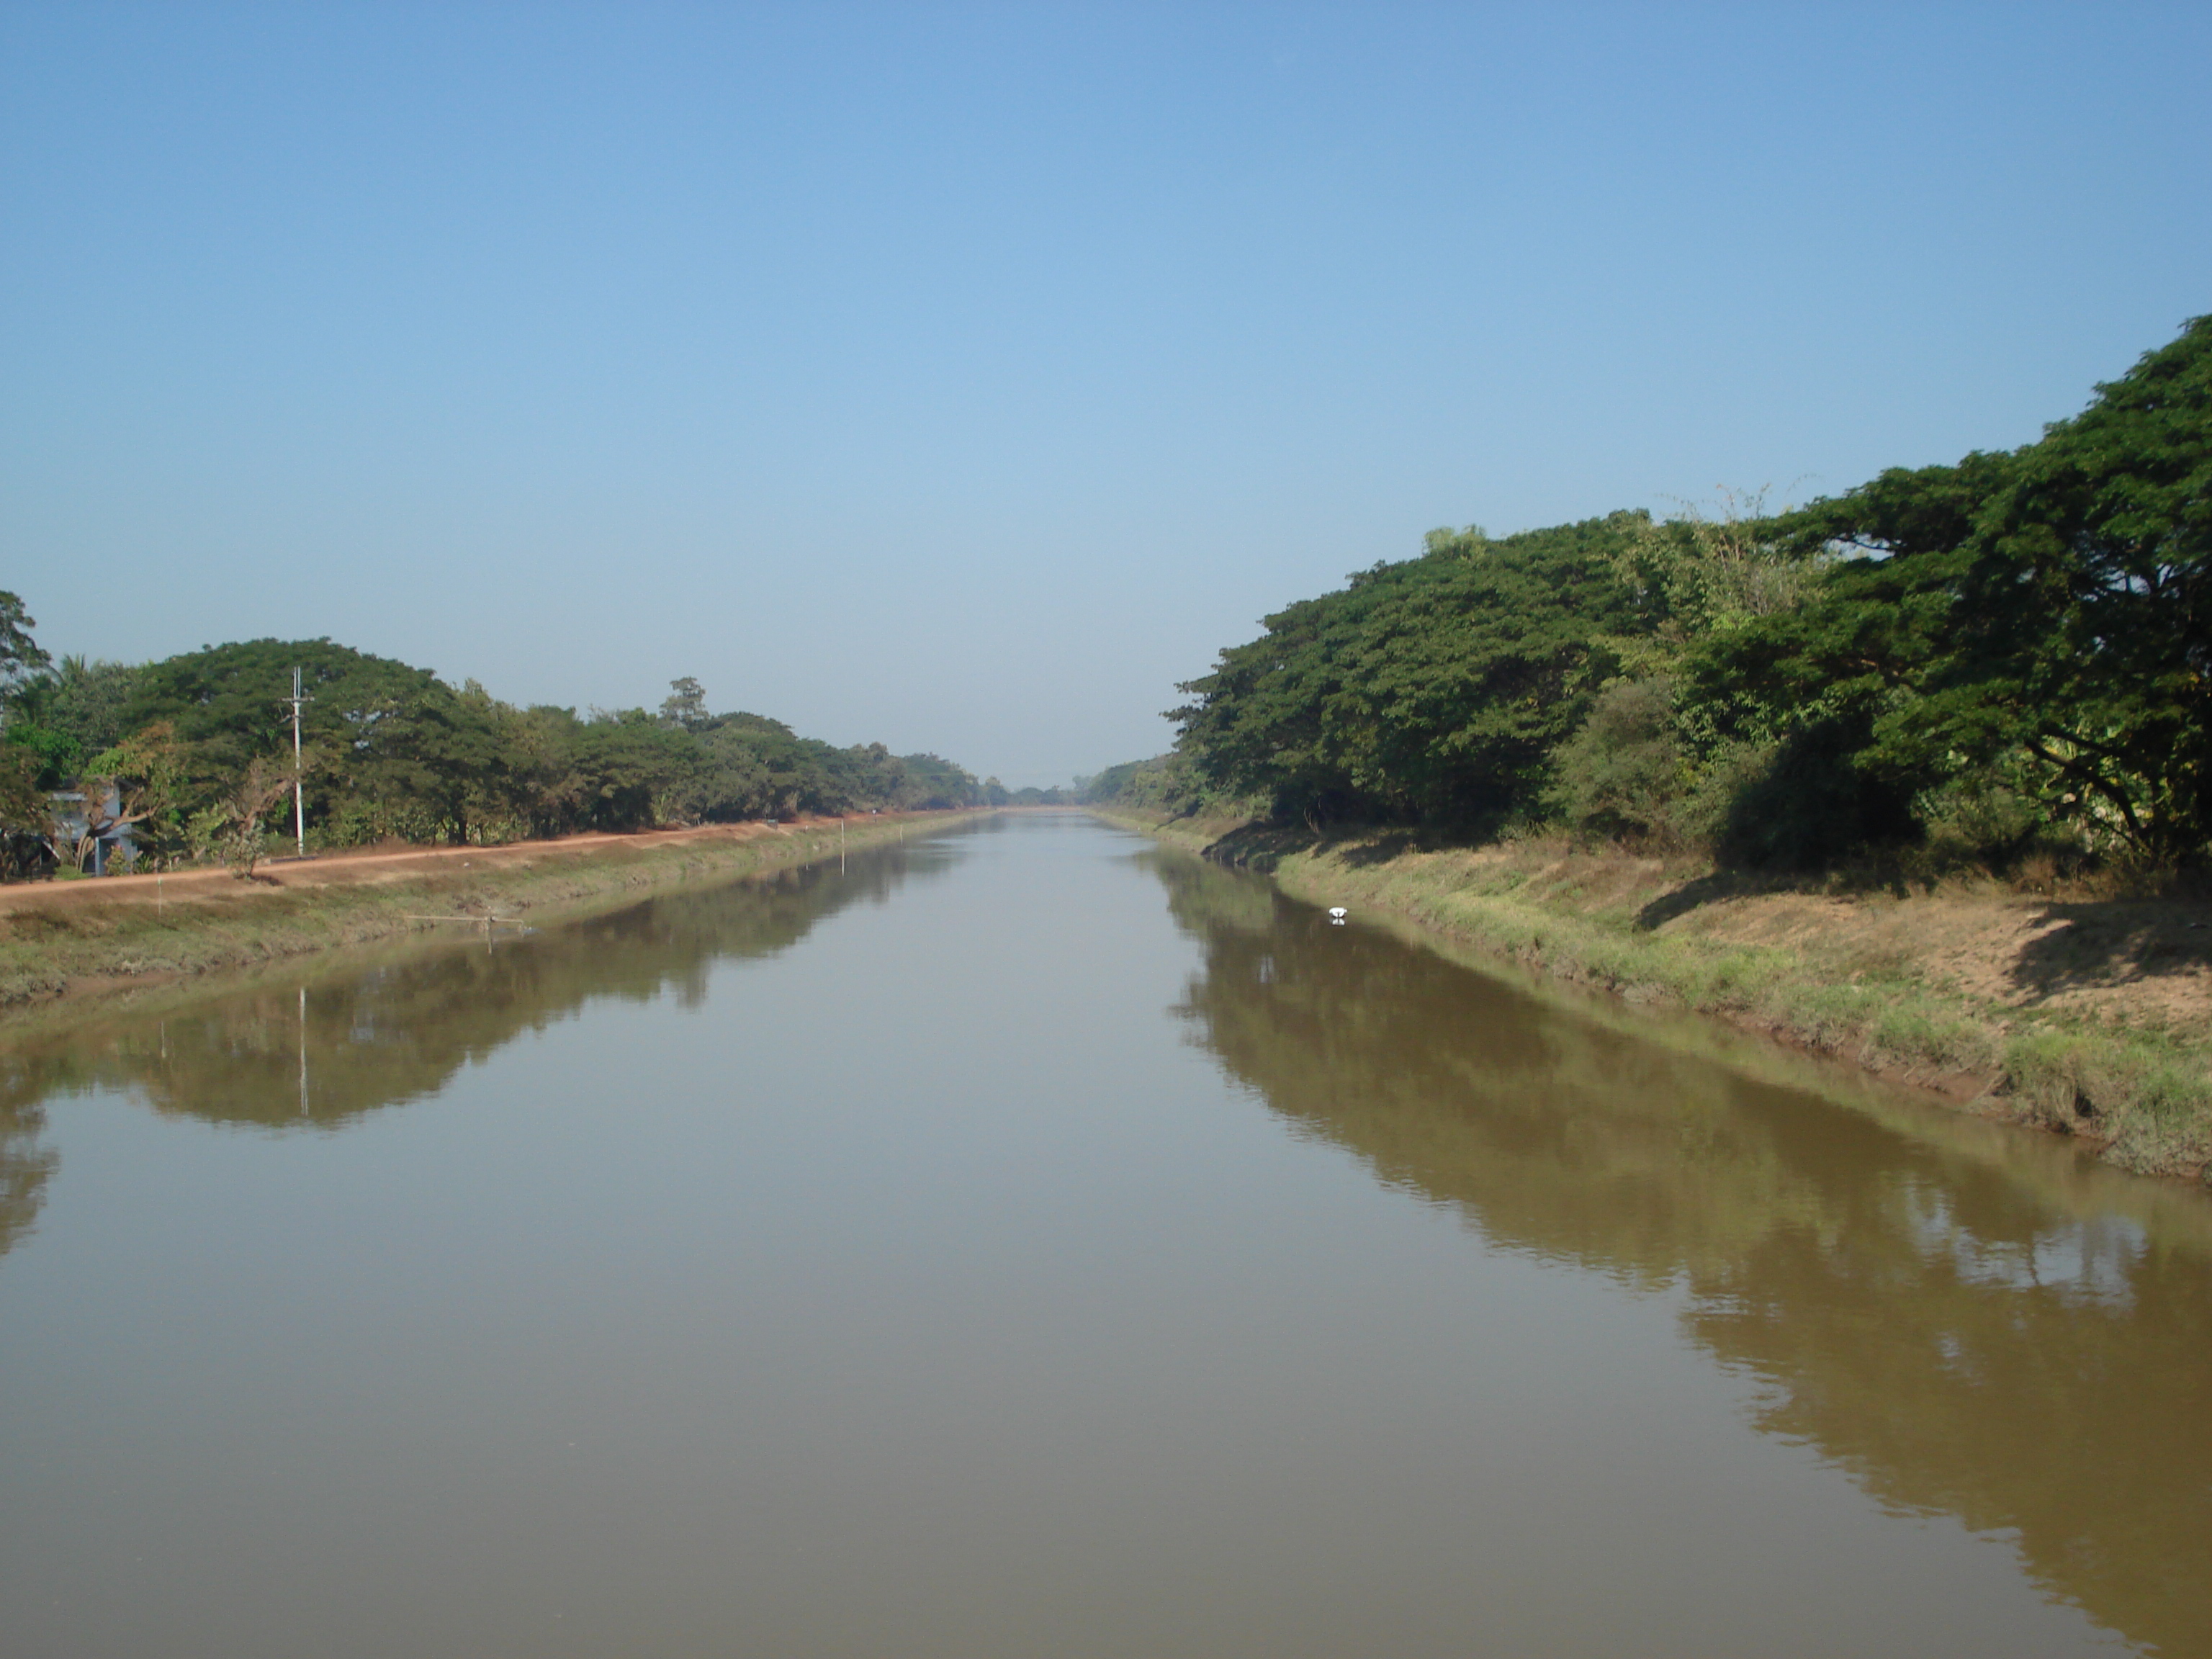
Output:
1074 753 1200 814
1116 316 2210 870
0 630 997 877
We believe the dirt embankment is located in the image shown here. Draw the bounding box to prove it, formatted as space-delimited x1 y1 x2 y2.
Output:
0 813 972 1017
1102 811 2212 1185
0 822 765 917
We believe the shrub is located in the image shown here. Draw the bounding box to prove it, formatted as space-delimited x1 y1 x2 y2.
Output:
1546 678 1686 841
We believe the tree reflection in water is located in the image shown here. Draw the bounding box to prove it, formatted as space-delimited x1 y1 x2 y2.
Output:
1153 849 2212 1659
0 835 960 1255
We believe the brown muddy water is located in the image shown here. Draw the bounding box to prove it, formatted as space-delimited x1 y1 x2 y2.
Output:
1 814 2206 1658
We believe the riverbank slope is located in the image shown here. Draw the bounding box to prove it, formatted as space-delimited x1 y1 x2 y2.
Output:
1100 809 2212 1184
0 812 979 1018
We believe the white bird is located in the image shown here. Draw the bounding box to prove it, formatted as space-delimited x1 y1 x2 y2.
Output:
1328 907 1348 924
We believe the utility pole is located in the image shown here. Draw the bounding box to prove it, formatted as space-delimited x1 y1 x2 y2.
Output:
280 667 313 858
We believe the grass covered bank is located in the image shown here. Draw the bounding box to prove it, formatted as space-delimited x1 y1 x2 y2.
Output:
0 811 982 1020
1099 810 2212 1185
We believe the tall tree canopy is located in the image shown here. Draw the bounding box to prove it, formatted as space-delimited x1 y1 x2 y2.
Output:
0 593 48 692
1154 315 2211 868
1699 315 2211 863
1173 515 1647 826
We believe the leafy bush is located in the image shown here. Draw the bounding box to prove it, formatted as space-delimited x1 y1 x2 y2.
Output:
1545 678 1686 841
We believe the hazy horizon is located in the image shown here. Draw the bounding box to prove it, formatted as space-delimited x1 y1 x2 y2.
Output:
6 3 2208 786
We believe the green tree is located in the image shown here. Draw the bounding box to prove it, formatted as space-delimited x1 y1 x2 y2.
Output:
688 724 776 820
0 593 49 696
67 723 186 873
659 676 710 732
0 596 73 793
888 752 978 809
0 747 55 880
1694 315 2211 864
120 638 507 844
574 711 699 830
207 755 304 876
1545 677 1689 840
46 657 143 757
1928 315 2212 858
1174 515 1647 826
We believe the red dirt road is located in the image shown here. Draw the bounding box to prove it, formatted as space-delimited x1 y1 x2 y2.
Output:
0 817 875 916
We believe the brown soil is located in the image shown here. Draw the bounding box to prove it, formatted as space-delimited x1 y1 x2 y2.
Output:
1694 891 2210 1028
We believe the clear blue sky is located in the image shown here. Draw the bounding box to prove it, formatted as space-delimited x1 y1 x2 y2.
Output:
4 3 2207 785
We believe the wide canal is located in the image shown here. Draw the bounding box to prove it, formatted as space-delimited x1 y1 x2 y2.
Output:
1 814 2206 1656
